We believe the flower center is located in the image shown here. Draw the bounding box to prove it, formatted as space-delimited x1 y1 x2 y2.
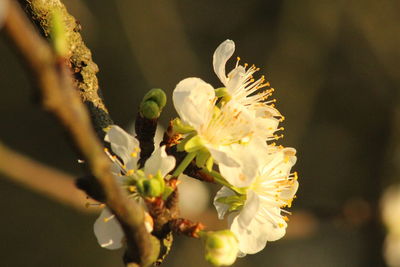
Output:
199 105 253 146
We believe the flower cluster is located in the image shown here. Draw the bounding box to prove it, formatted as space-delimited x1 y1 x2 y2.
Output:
92 39 298 266
94 125 175 249
173 40 299 256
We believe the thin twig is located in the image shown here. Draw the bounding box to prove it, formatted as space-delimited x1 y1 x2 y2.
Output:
0 141 94 213
3 1 157 266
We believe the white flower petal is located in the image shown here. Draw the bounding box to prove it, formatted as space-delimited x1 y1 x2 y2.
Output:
93 208 124 250
173 78 215 129
226 66 246 95
230 214 268 255
213 186 236 220
261 147 297 177
230 204 287 255
218 139 268 188
254 116 280 139
280 180 299 201
144 146 176 177
213 39 235 85
260 216 287 242
236 190 260 227
207 145 240 168
105 125 140 167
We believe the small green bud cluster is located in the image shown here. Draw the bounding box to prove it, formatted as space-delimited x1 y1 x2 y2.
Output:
140 88 167 119
134 170 173 200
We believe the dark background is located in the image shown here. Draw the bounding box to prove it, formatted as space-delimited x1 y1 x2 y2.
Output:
0 0 399 266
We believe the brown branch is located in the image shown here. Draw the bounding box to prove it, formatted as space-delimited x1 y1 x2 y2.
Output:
19 0 113 136
3 1 158 266
0 141 94 213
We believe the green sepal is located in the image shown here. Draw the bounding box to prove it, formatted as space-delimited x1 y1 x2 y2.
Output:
148 179 163 197
136 178 146 196
216 195 246 206
184 135 204 153
195 149 210 168
228 202 244 212
155 170 165 192
215 87 232 107
137 177 163 198
215 87 228 98
205 156 214 171
176 133 195 152
172 118 195 134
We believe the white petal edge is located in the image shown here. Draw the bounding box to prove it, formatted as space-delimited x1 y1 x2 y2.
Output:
105 125 140 166
218 139 268 188
173 77 215 130
230 213 267 255
235 190 260 227
144 145 176 178
213 39 235 85
213 186 236 220
93 208 124 250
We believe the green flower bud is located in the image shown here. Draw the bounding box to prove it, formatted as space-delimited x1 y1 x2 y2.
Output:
137 178 163 198
203 230 239 266
140 88 167 119
140 100 160 119
136 170 166 198
50 9 67 57
147 179 163 197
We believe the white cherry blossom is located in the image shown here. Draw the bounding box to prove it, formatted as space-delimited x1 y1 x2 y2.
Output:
214 147 298 255
94 125 175 250
173 77 266 187
213 39 284 140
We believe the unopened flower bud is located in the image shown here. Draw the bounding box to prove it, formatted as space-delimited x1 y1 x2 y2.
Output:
140 88 167 119
137 178 164 198
140 100 160 119
203 230 238 266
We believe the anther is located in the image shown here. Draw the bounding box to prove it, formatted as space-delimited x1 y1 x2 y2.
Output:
129 186 136 192
103 214 115 222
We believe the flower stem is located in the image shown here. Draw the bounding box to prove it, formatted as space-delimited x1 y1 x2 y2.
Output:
172 152 197 177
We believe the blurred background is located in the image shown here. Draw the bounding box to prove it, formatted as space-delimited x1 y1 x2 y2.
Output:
1 0 400 266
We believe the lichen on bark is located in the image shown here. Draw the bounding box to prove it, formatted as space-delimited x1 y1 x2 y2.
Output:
20 0 113 133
